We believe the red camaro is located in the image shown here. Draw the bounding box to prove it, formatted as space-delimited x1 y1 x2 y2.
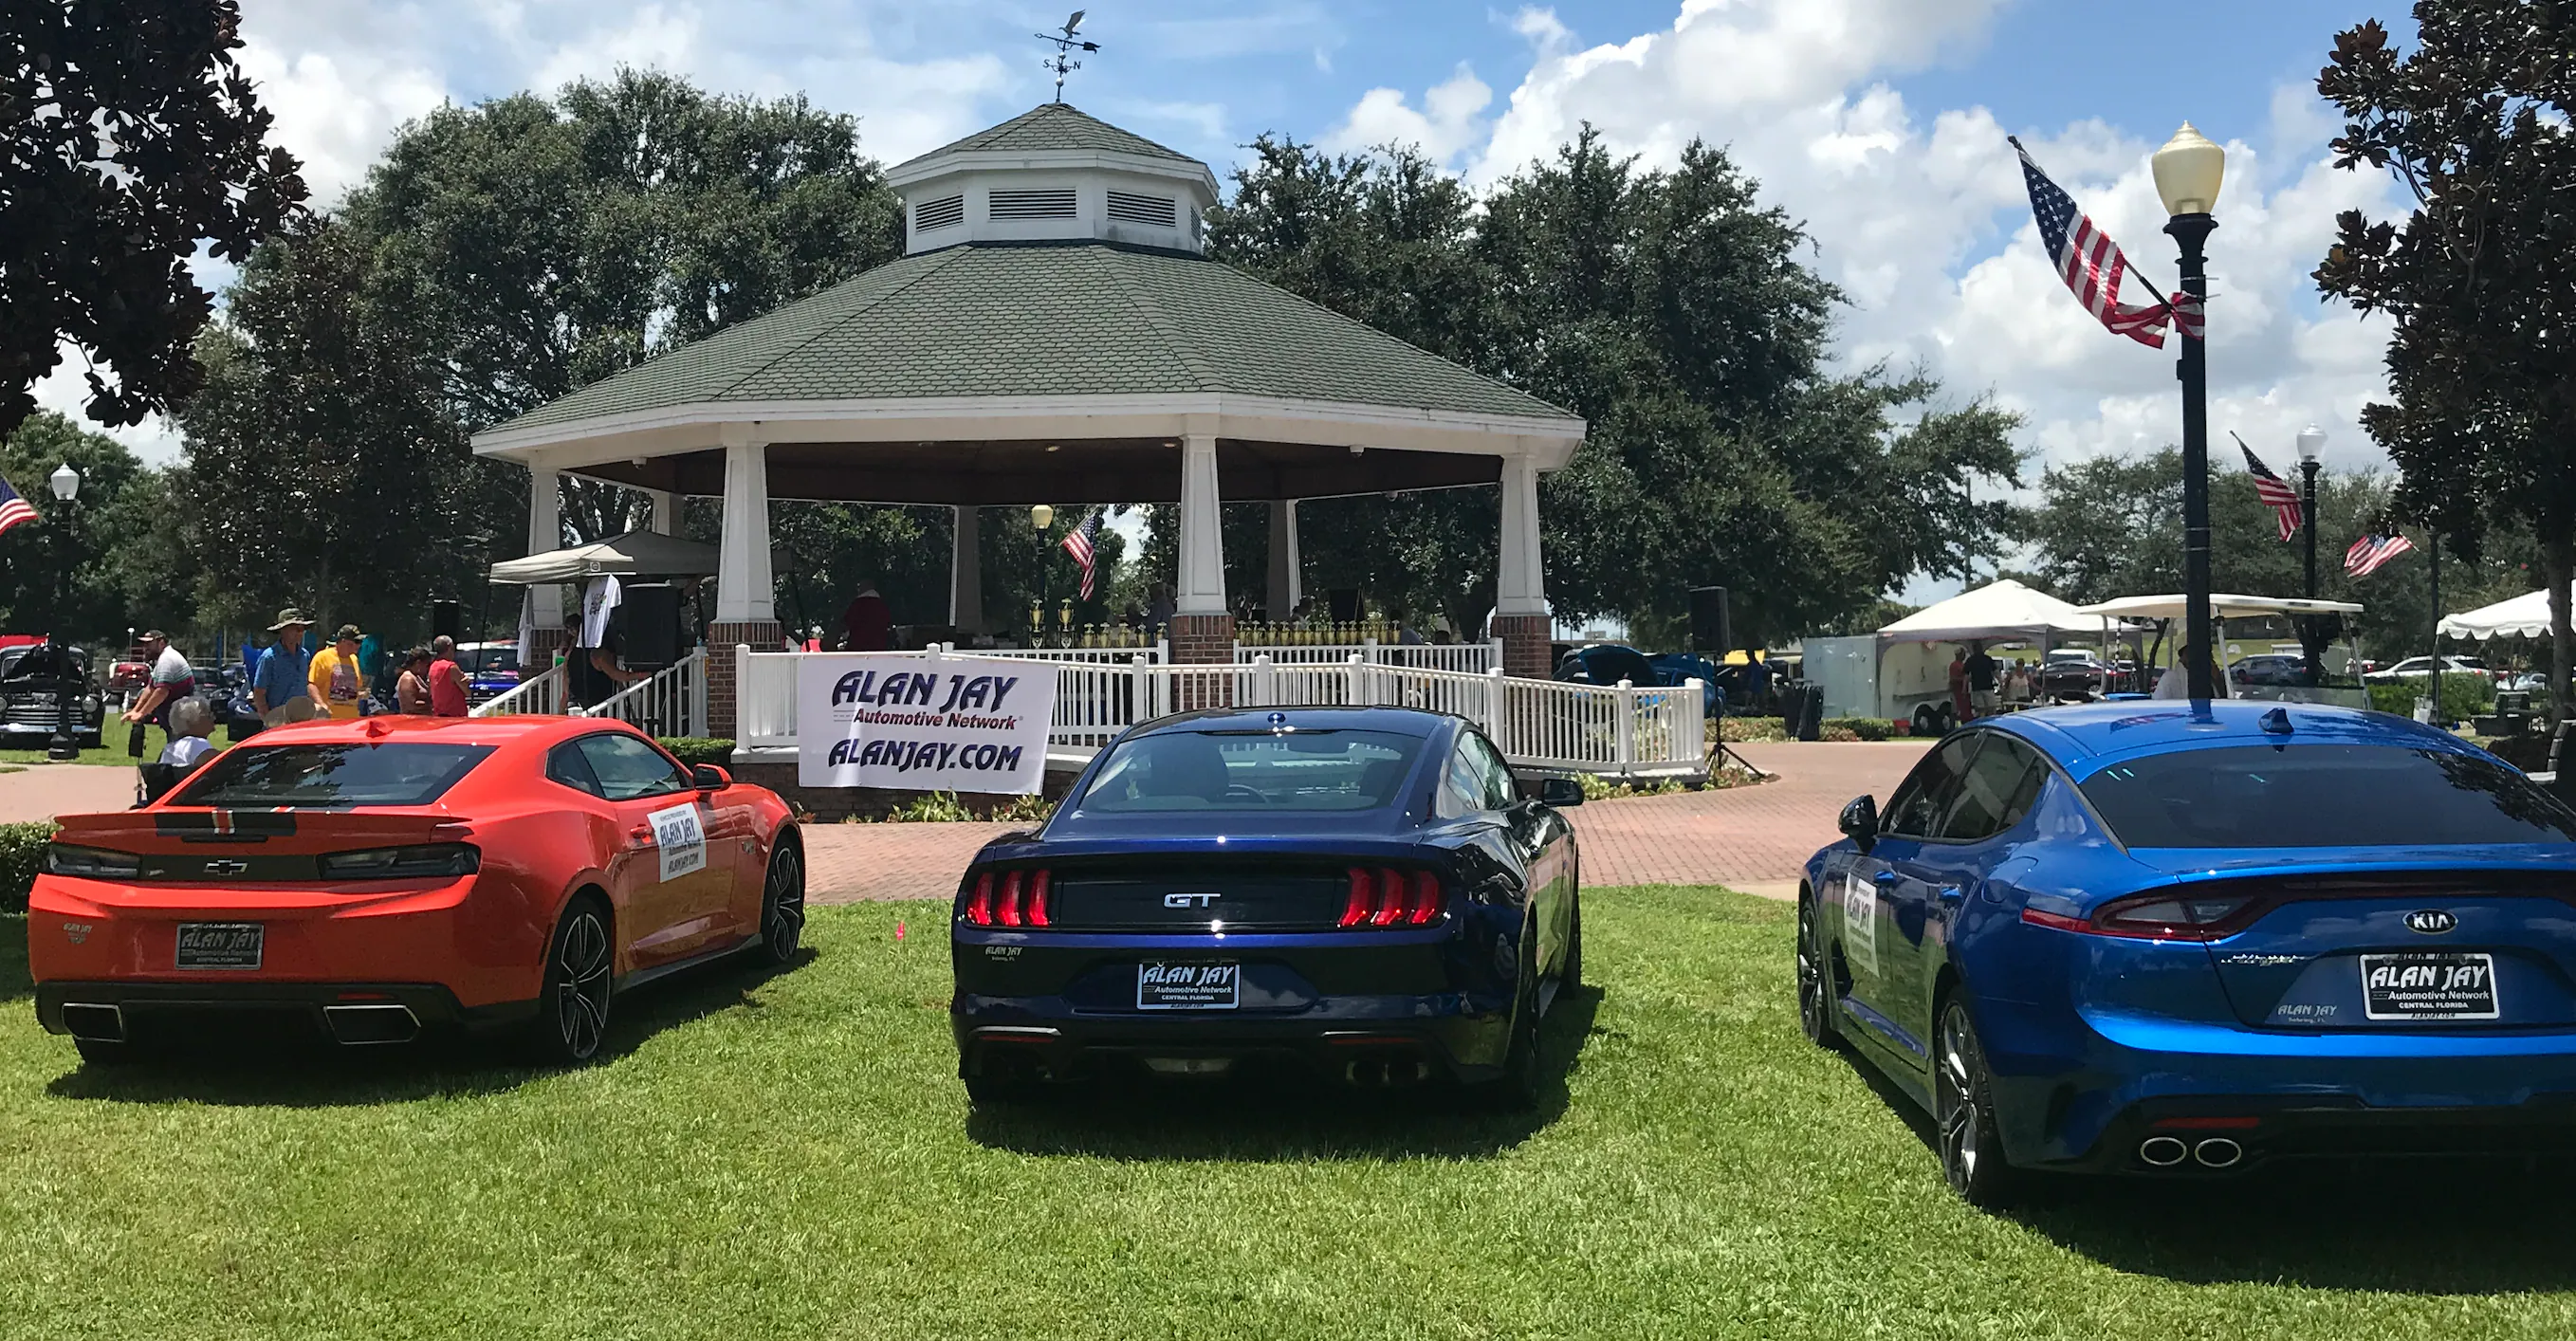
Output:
28 715 803 1066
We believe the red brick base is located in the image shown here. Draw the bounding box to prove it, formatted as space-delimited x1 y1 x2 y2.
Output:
708 620 783 740
1168 614 1235 709
1493 614 1553 680
523 625 571 676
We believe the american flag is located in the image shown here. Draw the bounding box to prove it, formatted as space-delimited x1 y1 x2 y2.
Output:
2013 138 2180 349
1059 508 1102 599
2346 525 2415 578
0 477 36 538
2236 436 2303 542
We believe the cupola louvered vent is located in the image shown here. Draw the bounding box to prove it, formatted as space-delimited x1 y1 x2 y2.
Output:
913 194 966 231
988 189 1078 220
1106 191 1178 228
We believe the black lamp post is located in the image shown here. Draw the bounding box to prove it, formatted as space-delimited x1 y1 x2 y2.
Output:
2154 124 2227 700
2295 424 2327 598
45 462 82 760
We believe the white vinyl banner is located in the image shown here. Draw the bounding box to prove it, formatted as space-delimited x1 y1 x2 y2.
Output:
797 652 1056 794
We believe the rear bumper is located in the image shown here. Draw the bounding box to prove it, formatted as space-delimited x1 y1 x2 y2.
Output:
35 980 537 1045
952 1004 1509 1086
2042 1093 2576 1174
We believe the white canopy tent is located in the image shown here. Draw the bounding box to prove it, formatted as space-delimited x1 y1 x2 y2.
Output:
488 530 721 584
2439 588 2568 641
1878 579 2107 642
2075 594 2364 623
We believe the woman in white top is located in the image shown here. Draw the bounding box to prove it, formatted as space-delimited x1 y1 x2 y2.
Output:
2151 645 2232 700
157 697 217 771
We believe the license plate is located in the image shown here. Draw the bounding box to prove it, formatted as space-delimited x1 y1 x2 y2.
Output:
175 922 264 971
2361 952 2498 1020
1137 962 1239 1010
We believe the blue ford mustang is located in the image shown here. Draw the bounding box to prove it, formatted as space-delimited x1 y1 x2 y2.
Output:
1801 699 2576 1204
951 707 1584 1105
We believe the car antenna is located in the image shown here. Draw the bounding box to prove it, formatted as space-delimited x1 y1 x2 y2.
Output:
2259 707 2292 735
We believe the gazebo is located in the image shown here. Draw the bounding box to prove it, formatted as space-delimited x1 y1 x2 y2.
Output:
470 102 1588 737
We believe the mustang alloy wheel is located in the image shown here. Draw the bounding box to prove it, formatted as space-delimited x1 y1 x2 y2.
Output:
535 900 615 1066
759 839 806 964
1936 993 2017 1207
1796 893 1840 1048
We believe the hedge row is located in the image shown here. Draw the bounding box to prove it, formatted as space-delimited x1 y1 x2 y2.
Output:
2364 674 2495 723
656 738 736 766
2 821 55 914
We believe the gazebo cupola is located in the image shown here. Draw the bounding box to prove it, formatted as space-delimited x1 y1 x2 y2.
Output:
888 102 1220 256
471 101 1586 740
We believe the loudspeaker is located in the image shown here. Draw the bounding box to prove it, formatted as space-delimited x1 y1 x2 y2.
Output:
430 599 465 644
1327 588 1362 623
619 583 683 670
1689 586 1731 652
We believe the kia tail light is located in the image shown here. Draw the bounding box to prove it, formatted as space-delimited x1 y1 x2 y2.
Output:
2022 891 2255 941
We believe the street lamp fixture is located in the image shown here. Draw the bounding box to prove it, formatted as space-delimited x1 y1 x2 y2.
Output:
2153 123 2226 698
45 462 82 759
1029 504 1054 530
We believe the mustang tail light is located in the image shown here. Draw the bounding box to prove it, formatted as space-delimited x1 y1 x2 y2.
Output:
1339 867 1444 928
963 869 1051 928
2022 891 2256 941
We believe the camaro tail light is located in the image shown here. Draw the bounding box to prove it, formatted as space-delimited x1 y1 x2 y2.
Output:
963 869 1051 928
1339 866 1445 928
2021 891 2256 941
42 844 141 880
318 843 481 879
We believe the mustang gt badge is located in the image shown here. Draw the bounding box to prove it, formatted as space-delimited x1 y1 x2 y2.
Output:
1163 892 1220 909
2403 909 2458 935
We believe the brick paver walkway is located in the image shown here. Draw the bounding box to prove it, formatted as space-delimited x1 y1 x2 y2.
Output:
799 741 1929 906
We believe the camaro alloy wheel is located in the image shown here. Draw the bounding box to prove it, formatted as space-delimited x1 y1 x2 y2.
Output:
760 840 806 964
1936 995 2016 1207
540 901 615 1065
1796 894 1839 1048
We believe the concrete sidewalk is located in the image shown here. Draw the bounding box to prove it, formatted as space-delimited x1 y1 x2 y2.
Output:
0 764 140 825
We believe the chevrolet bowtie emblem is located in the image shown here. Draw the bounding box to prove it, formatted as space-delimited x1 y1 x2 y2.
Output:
203 859 249 877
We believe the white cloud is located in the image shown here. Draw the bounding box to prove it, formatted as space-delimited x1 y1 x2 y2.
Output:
1323 64 1492 162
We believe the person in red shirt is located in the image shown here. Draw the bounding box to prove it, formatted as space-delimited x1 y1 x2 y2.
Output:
427 635 470 717
840 579 893 652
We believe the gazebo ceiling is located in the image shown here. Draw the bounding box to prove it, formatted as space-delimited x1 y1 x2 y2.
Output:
571 436 1501 505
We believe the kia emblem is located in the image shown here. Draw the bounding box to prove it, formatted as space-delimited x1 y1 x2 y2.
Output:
2403 909 2457 935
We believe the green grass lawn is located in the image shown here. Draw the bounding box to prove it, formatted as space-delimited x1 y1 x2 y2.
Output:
0 724 176 767
1 888 2572 1338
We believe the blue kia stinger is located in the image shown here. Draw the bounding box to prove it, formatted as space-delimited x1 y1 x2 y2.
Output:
951 707 1584 1106
1800 699 2576 1204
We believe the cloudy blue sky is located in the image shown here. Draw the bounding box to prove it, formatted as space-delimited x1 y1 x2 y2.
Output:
41 0 2420 597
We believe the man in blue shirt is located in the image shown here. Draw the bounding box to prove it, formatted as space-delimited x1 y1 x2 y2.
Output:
251 608 319 726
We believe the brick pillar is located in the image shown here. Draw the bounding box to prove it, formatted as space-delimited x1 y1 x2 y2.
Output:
1168 613 1234 709
708 621 783 741
524 625 572 685
1493 614 1552 680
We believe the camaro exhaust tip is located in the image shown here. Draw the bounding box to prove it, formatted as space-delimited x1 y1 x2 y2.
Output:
60 1003 124 1043
2137 1135 2188 1167
2192 1137 2244 1168
322 1003 421 1046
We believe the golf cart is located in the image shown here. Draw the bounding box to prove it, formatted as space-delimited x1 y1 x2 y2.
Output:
2073 594 2369 709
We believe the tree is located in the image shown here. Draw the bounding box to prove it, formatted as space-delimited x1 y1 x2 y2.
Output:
0 412 182 641
1206 131 2020 644
1 0 305 436
2315 7 2576 719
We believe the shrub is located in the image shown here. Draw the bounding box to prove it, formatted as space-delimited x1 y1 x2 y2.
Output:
656 737 737 766
1818 726 1862 744
2364 673 2494 724
1718 716 1788 744
1819 717 1892 742
0 821 56 914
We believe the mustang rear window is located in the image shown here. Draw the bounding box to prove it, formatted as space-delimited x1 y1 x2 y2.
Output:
170 743 496 810
2080 744 2576 848
1077 729 1420 813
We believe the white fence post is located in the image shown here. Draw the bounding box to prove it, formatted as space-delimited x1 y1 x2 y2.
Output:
1255 653 1277 706
1614 678 1637 776
1684 677 1706 765
1483 666 1505 743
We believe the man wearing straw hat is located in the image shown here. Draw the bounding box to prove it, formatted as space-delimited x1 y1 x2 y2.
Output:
250 608 321 726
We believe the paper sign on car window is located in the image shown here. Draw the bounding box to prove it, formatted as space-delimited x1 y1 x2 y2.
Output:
647 801 707 882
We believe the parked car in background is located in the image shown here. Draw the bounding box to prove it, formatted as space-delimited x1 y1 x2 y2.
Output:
1801 701 2576 1206
457 641 522 706
2229 653 2309 688
2038 650 2107 701
1556 643 1721 715
0 643 103 750
2364 655 2493 685
104 646 152 699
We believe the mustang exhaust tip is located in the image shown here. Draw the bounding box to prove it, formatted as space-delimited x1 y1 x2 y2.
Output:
60 1003 125 1043
2193 1137 2244 1169
2137 1135 2188 1167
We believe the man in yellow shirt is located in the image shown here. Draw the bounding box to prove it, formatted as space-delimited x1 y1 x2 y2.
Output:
308 624 370 719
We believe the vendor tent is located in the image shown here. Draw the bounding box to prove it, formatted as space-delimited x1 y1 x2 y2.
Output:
1878 579 2103 642
2439 588 2568 640
488 530 721 584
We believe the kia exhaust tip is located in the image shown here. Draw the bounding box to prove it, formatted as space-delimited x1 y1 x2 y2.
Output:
322 1003 420 1046
2192 1136 2245 1169
2137 1135 2188 1167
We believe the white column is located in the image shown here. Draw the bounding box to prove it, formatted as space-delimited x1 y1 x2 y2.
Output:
1176 433 1226 615
646 489 676 535
716 433 774 622
1495 454 1548 616
526 465 563 628
1266 498 1301 618
949 505 984 634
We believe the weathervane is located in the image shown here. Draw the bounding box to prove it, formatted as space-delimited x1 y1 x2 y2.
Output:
1037 10 1099 103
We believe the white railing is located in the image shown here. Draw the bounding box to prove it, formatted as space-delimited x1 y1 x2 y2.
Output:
580 649 708 738
471 663 566 718
1234 637 1501 674
936 643 1164 666
730 648 1704 777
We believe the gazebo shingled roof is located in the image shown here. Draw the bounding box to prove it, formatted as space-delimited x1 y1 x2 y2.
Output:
892 101 1200 170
